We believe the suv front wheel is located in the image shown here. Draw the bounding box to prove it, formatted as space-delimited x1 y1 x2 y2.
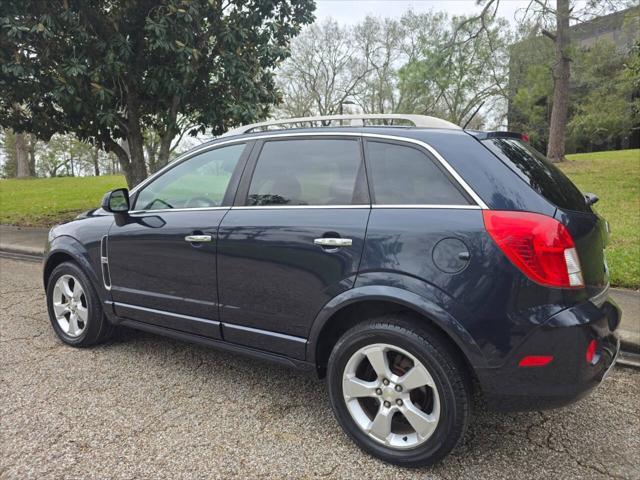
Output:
327 316 471 467
46 261 114 347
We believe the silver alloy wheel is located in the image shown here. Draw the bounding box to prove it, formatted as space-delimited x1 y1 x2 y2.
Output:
342 343 441 450
52 274 88 337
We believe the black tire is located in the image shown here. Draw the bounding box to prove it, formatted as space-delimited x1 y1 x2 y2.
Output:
46 261 114 347
327 315 471 467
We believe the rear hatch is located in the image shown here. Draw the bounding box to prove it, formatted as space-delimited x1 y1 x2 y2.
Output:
478 135 610 293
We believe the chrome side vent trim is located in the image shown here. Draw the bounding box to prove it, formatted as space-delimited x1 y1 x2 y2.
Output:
100 236 111 290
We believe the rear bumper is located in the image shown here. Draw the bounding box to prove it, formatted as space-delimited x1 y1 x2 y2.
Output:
476 297 621 411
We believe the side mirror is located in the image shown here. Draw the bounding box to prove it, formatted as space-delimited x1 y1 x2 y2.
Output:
101 188 130 213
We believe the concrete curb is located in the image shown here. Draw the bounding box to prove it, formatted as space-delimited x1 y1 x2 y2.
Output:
0 244 44 258
0 248 43 263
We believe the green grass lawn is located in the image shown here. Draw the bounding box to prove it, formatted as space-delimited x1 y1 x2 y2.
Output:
0 148 638 287
0 175 126 227
561 149 639 289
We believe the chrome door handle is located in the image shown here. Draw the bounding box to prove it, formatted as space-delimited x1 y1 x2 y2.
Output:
184 235 213 243
314 238 352 247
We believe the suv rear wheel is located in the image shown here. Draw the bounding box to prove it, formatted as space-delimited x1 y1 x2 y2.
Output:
46 262 113 347
327 315 471 467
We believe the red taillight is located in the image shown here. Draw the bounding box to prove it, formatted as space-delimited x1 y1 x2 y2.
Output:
518 355 554 367
586 339 597 363
483 211 584 288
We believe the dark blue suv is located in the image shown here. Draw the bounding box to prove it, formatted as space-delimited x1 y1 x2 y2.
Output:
43 114 620 467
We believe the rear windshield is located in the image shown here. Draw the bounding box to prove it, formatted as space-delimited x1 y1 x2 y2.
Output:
482 138 589 212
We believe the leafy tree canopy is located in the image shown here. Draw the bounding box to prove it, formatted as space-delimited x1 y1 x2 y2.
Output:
1 0 315 186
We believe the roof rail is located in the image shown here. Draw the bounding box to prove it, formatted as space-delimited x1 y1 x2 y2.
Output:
222 114 461 137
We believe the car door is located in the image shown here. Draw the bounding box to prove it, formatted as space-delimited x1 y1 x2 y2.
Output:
106 141 252 339
217 136 370 359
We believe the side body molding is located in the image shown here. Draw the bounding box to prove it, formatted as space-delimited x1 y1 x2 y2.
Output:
306 275 487 368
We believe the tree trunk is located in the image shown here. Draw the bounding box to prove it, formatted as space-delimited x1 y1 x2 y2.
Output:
109 142 147 188
92 147 100 176
145 141 160 174
156 94 181 172
156 129 175 172
105 108 149 187
124 93 149 187
546 0 570 163
15 133 30 178
27 134 37 176
125 128 148 187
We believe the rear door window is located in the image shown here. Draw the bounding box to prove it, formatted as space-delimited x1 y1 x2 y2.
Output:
365 140 472 205
482 138 588 212
247 138 367 206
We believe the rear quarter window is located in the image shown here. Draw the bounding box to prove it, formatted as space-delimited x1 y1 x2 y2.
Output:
482 138 589 213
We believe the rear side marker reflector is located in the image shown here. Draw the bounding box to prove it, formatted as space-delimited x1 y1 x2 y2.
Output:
586 339 597 364
483 210 584 289
518 355 554 367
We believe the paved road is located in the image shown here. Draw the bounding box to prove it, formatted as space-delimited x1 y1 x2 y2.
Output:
1 258 639 480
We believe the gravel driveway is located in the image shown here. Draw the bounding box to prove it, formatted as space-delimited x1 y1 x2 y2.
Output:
1 257 639 479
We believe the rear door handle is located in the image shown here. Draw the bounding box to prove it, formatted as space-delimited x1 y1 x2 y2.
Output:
314 238 352 247
185 235 213 243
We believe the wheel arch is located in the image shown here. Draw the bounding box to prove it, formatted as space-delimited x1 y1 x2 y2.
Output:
43 236 102 297
307 285 486 378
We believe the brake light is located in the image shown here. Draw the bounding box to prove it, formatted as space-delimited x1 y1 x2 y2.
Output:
518 355 554 367
483 211 584 288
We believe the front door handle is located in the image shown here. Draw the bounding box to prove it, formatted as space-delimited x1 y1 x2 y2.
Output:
185 234 213 243
314 238 352 248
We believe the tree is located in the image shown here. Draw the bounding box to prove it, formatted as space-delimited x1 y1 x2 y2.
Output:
14 132 30 177
397 12 510 126
143 116 195 173
543 0 571 162
277 12 509 128
469 0 630 161
352 16 406 114
508 27 555 150
508 7 638 153
1 1 315 187
38 135 71 178
568 40 637 150
0 129 17 178
277 19 371 117
0 129 38 177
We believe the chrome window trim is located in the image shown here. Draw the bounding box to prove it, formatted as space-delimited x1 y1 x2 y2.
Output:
372 204 481 210
129 204 481 213
130 131 489 210
128 206 229 215
230 205 368 210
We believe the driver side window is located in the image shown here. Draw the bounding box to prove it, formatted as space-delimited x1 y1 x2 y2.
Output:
134 143 246 211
